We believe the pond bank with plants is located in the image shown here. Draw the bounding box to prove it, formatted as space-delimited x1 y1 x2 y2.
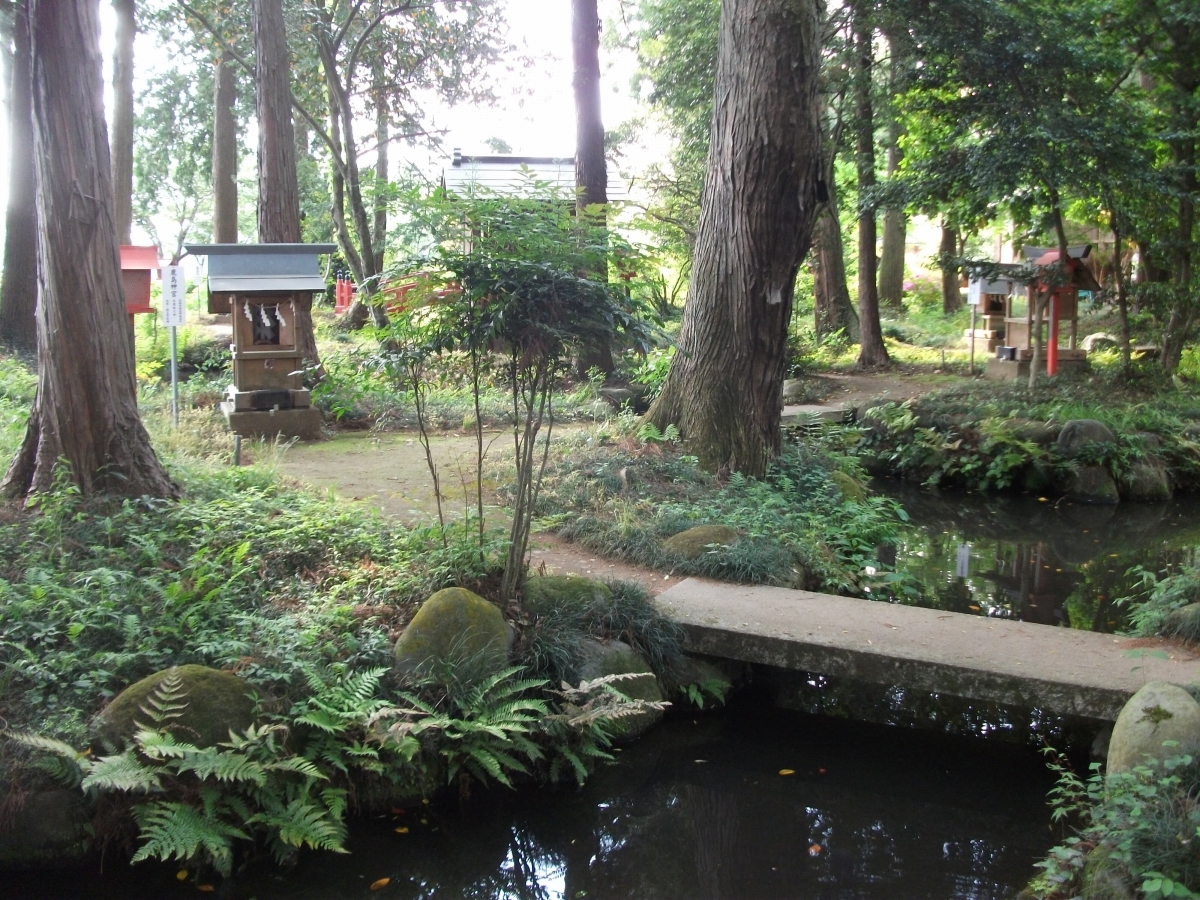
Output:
818 376 1200 505
0 458 734 876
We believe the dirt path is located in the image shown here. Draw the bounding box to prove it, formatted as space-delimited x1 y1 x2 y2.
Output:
274 371 959 596
274 431 674 595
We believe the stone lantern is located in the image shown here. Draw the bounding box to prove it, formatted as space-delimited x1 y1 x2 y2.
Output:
185 243 335 440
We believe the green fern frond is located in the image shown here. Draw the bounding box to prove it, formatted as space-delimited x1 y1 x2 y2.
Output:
81 751 162 793
5 730 87 786
134 729 193 760
136 670 190 727
177 748 268 786
254 797 348 854
131 800 247 877
263 756 327 781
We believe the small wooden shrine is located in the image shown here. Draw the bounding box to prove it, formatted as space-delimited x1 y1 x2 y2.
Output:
119 245 160 322
983 244 1102 381
185 243 335 440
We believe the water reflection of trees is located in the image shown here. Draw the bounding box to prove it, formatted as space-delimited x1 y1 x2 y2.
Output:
880 482 1200 631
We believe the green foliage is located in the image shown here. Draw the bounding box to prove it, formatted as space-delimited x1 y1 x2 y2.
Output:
534 425 906 597
517 578 683 687
682 678 730 710
1034 746 1200 899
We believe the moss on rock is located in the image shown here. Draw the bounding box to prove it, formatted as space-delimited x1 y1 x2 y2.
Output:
90 664 255 751
522 575 612 618
578 639 665 741
663 524 739 560
829 470 866 503
394 587 512 680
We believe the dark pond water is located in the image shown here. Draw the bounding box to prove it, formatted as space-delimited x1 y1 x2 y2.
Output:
877 481 1200 631
10 696 1056 900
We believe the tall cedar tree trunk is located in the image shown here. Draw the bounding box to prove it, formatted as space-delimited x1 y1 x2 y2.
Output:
253 0 320 371
940 223 960 312
572 0 613 376
812 159 859 341
2 0 177 499
878 142 906 310
646 0 824 477
853 2 888 367
211 49 238 243
111 0 134 243
372 68 387 277
1161 132 1196 372
877 33 906 312
0 0 37 354
326 34 387 330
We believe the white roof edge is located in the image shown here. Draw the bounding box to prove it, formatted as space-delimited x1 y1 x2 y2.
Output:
209 276 328 293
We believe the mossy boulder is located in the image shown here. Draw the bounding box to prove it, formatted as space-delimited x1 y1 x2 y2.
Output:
1063 465 1120 505
1119 460 1172 502
90 664 255 751
522 575 611 618
1107 681 1200 773
394 587 512 679
1057 419 1118 458
663 524 739 560
1022 459 1057 494
578 639 665 741
829 470 866 503
1010 418 1061 446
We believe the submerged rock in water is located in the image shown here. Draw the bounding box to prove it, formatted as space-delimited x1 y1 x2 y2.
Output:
90 664 255 751
394 587 512 680
0 789 91 870
522 575 611 618
1119 460 1172 502
663 524 739 560
1063 465 1120 505
578 638 665 741
1107 681 1200 773
1057 419 1117 458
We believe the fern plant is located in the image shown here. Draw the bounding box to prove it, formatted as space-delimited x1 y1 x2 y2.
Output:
375 666 549 794
9 676 351 876
542 672 672 785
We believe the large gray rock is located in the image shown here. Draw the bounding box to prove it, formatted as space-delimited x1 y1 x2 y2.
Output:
781 379 814 405
91 664 255 751
1063 465 1120 505
578 639 665 741
1107 681 1200 772
395 587 513 681
1010 418 1061 446
1057 419 1117 458
1119 460 1172 502
0 790 90 870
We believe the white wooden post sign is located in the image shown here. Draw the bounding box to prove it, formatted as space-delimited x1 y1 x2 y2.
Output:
161 265 186 428
955 542 971 579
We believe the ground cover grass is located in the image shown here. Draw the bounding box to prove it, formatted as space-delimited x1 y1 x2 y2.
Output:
511 418 911 598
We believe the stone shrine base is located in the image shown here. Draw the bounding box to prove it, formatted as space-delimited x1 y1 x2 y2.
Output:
221 402 323 441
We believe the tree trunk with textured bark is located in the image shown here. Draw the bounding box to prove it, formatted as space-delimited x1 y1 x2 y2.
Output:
572 0 612 376
940 223 961 313
1160 132 1196 373
877 30 906 313
853 1 888 368
0 0 37 354
646 0 824 478
211 49 238 243
878 145 906 311
253 0 320 371
812 172 858 342
2 0 177 500
111 0 134 244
